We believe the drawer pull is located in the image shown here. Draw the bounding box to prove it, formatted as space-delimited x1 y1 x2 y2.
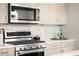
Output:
1 52 9 54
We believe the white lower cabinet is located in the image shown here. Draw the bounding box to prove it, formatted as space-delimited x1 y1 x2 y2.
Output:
45 42 61 56
61 41 76 53
45 40 76 56
0 48 15 56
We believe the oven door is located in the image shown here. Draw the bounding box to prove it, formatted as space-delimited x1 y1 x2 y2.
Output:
16 48 45 56
18 51 44 56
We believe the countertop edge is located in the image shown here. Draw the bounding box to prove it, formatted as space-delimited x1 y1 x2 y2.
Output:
45 39 77 44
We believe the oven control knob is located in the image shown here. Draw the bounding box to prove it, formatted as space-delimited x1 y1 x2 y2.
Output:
20 48 22 50
40 46 42 48
17 52 20 54
30 46 34 49
30 47 32 49
24 48 27 50
37 46 39 48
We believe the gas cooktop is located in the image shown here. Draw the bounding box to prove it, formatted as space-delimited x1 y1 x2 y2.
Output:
6 40 45 45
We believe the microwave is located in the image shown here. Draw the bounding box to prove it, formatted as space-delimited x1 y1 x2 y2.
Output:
8 3 40 24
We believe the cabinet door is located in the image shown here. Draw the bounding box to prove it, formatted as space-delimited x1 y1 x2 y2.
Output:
48 3 58 25
39 3 67 25
0 48 15 56
45 42 62 56
57 3 67 25
38 3 49 24
0 4 8 23
54 42 62 54
61 41 76 53
45 43 53 56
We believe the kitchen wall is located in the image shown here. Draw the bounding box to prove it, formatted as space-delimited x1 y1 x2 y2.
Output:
1 24 60 41
62 3 79 49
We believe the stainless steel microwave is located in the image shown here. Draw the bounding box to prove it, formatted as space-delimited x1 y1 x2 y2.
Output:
8 3 40 24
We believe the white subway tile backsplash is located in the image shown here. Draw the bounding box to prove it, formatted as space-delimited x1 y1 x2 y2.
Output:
2 25 60 41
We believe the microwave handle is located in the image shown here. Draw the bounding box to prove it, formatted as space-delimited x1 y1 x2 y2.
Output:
36 9 39 21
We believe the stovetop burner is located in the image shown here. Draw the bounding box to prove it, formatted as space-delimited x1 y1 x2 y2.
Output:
6 40 45 45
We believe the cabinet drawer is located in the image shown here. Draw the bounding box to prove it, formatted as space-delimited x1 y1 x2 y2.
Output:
62 41 75 47
0 48 15 56
46 42 61 47
61 46 76 53
45 49 58 56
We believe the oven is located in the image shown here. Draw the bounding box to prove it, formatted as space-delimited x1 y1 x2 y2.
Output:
5 31 45 56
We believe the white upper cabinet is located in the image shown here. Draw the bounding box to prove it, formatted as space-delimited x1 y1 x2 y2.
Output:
56 3 67 25
38 3 67 25
0 4 8 23
48 3 58 25
38 3 49 24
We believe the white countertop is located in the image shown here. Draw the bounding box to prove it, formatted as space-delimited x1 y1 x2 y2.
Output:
0 44 16 49
45 38 77 44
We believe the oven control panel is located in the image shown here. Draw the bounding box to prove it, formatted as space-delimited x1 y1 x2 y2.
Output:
16 43 46 51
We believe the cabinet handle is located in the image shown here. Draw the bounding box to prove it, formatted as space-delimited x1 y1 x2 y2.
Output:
1 52 9 54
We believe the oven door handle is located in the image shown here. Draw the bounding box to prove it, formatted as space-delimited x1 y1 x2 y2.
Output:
16 48 45 56
17 51 44 56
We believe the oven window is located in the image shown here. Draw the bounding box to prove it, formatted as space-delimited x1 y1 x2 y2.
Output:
18 52 44 56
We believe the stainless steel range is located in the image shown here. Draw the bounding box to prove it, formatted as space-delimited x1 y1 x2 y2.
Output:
4 31 45 56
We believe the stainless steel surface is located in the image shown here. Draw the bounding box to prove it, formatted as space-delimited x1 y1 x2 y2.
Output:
5 31 31 39
11 3 39 9
16 49 44 56
10 20 39 23
5 31 32 42
15 43 45 56
5 31 45 56
9 3 40 24
5 38 32 42
16 43 45 51
11 11 18 20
